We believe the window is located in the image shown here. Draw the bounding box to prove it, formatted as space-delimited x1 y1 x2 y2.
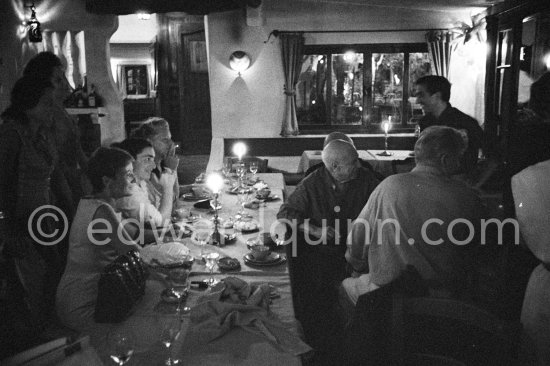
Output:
296 43 431 133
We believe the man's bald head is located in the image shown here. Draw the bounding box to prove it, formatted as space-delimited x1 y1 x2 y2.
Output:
322 140 358 183
323 132 354 148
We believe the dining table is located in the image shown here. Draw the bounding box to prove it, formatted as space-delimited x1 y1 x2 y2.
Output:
297 149 414 177
82 173 310 365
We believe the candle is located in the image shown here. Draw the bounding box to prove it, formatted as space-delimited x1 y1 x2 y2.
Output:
232 142 247 161
206 172 224 194
383 122 389 134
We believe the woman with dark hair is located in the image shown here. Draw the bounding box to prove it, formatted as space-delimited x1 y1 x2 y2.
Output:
23 51 89 209
56 147 140 331
0 76 63 329
113 138 176 227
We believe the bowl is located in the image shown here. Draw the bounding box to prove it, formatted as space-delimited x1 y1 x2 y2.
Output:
249 244 271 261
174 207 191 220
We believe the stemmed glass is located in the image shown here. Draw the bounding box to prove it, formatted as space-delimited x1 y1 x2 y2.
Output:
107 330 135 365
236 188 251 218
195 230 210 259
249 161 259 181
169 268 190 318
235 163 246 187
161 319 182 365
203 252 220 287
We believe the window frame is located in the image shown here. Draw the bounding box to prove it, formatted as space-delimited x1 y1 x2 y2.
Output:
298 42 428 134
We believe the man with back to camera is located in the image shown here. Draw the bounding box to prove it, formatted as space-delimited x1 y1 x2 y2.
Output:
340 126 486 311
414 75 484 175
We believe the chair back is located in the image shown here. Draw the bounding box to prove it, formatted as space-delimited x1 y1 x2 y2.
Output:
392 296 521 366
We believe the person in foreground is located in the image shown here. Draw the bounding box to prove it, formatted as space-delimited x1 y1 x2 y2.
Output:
341 126 485 309
56 147 141 331
415 75 483 176
277 139 379 364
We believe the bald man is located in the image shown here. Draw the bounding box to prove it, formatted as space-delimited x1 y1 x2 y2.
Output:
323 131 354 148
277 139 379 363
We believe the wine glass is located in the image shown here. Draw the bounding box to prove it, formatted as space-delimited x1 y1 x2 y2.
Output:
160 319 182 365
169 268 190 317
236 188 250 217
235 163 246 187
195 230 210 259
222 157 232 177
107 330 135 365
249 161 259 181
203 252 220 287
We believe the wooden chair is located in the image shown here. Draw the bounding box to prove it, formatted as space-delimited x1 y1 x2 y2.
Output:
392 296 521 366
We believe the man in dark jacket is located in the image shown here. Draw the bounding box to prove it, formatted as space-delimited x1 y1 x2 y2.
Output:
415 75 483 175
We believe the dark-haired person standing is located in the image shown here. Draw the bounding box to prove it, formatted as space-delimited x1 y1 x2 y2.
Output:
415 75 484 175
0 77 64 338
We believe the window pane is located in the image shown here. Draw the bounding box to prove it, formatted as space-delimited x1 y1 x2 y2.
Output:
408 52 431 124
330 52 364 125
372 53 404 126
296 55 328 124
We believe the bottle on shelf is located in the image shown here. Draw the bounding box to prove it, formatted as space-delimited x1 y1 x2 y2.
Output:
81 75 89 107
88 84 96 107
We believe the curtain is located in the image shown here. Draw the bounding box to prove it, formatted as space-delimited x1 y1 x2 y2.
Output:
425 31 455 78
280 33 305 137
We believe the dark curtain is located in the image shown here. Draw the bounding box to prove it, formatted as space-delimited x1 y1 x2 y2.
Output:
280 33 305 136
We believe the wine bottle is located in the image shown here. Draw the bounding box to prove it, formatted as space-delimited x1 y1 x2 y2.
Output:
88 84 96 107
82 75 88 106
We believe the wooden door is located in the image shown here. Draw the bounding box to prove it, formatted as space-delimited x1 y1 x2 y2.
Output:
180 31 212 154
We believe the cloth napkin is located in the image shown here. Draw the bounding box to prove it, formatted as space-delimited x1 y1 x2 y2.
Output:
190 277 312 356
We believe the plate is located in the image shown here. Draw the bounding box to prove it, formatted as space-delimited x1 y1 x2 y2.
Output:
243 252 286 266
182 193 210 201
233 220 259 233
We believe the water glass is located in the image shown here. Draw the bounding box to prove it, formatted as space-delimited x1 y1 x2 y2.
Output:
161 319 182 365
249 161 259 176
107 330 135 365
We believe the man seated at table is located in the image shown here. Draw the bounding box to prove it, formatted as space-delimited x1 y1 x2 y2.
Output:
340 126 485 311
304 131 384 181
277 139 379 363
415 75 483 176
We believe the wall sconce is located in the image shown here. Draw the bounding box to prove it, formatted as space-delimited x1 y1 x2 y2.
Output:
229 51 251 76
27 3 42 43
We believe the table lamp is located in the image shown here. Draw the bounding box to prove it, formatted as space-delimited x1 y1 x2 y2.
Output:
206 172 224 246
377 117 393 156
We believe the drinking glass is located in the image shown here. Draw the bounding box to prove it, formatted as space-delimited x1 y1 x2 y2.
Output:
222 157 232 177
236 188 250 217
195 230 210 259
203 252 220 286
161 319 182 365
107 330 135 365
235 163 246 187
169 268 190 317
249 161 259 180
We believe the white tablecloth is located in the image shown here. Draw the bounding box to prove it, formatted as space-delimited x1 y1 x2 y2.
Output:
298 150 414 177
85 174 305 365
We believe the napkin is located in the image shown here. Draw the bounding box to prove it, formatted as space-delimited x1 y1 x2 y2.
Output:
190 277 312 356
140 242 190 266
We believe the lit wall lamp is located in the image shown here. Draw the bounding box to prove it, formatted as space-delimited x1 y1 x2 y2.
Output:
27 3 42 43
229 51 251 76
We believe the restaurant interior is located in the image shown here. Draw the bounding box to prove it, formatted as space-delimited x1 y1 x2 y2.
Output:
1 0 550 364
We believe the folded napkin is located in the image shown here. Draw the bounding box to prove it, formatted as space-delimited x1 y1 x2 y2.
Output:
190 277 312 356
140 242 190 266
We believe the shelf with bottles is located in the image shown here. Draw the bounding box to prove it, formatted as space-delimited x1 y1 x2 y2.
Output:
65 107 107 125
